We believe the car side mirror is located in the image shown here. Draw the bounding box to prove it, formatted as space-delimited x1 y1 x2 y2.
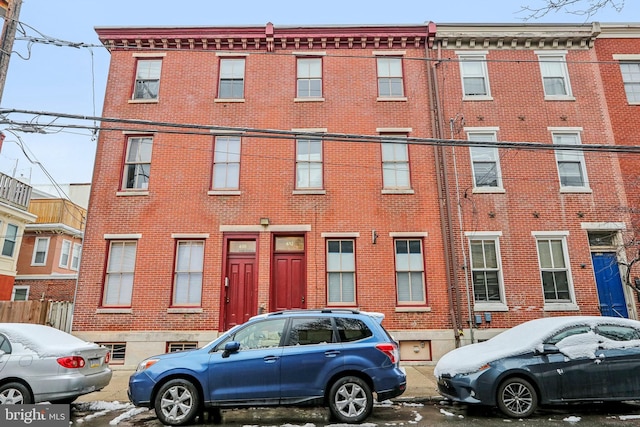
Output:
222 341 241 358
536 343 560 355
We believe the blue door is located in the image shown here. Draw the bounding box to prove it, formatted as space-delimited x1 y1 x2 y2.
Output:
592 252 628 318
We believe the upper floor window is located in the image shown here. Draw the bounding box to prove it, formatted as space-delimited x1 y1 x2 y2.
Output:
173 241 204 306
535 235 574 304
458 52 491 98
103 241 137 307
297 57 322 98
296 138 323 189
2 224 18 257
59 240 71 268
620 62 640 104
123 136 153 190
381 136 410 189
395 239 426 305
552 131 589 191
327 240 356 306
133 59 162 100
469 236 503 304
32 237 50 266
71 243 82 271
537 52 573 99
376 57 404 97
467 130 502 190
212 136 241 190
218 58 245 99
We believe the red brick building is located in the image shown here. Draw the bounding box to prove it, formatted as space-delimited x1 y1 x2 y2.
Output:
72 22 638 366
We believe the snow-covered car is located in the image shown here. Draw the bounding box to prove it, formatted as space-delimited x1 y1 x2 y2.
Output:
435 316 640 418
0 323 112 404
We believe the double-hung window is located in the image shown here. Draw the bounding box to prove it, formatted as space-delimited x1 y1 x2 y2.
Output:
534 233 575 306
458 52 491 99
327 240 356 305
537 52 573 99
552 130 589 191
467 234 504 306
71 243 81 271
467 130 502 190
395 239 426 305
173 241 204 306
2 224 18 257
297 57 322 98
376 57 404 98
59 240 71 268
381 136 410 189
296 138 323 189
32 237 49 266
218 58 245 99
123 136 153 190
212 136 241 190
618 60 640 104
133 59 162 100
103 241 137 307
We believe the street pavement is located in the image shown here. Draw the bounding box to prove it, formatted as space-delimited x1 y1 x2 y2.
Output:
77 364 441 403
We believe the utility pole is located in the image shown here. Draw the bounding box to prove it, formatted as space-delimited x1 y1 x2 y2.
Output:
0 0 22 106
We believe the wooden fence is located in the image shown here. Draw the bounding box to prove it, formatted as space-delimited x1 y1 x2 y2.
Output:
0 300 74 332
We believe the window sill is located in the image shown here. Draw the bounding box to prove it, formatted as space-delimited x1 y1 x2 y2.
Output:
128 99 159 104
208 190 241 196
377 97 408 102
473 302 509 312
544 95 575 101
472 187 506 194
214 98 245 103
544 302 579 311
294 97 325 102
560 187 592 194
167 307 203 314
382 189 415 195
293 189 326 195
96 308 133 314
116 191 149 196
395 306 432 313
463 95 493 101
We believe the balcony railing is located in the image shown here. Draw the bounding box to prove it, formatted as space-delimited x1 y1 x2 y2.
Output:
0 172 31 210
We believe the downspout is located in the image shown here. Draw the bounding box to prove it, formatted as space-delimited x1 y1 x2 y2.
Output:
426 24 462 347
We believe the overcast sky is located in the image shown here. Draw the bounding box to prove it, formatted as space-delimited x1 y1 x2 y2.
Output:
0 0 636 188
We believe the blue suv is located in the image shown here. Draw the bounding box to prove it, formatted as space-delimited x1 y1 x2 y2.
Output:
128 309 406 425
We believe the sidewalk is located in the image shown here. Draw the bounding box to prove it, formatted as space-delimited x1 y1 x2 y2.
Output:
77 365 441 403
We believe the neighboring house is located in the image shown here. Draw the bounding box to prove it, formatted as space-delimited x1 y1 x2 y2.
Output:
13 191 85 302
71 21 639 367
0 172 35 300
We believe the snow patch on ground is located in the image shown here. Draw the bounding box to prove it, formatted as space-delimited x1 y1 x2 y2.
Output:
563 416 581 423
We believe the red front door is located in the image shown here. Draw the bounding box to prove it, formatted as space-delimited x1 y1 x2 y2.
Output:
223 239 257 330
271 236 306 311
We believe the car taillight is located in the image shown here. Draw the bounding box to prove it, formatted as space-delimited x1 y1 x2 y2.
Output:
376 343 400 364
105 351 111 364
57 356 86 369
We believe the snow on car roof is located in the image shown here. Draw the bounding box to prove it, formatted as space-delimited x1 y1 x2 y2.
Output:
434 316 640 378
0 323 99 357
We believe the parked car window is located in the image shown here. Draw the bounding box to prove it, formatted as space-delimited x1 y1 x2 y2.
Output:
287 317 335 345
596 325 640 341
231 318 286 350
335 317 373 342
0 335 10 353
545 325 590 345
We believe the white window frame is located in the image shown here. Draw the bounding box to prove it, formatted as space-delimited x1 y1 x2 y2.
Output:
613 55 640 105
11 285 29 301
466 232 507 312
297 57 323 98
550 128 590 193
2 223 18 258
218 58 245 99
466 128 504 192
133 59 162 100
536 51 574 100
457 51 492 100
71 243 82 271
381 135 411 190
123 136 153 190
31 236 50 266
394 238 426 305
376 56 404 98
59 239 72 268
103 240 137 307
532 231 578 311
296 137 323 190
212 135 241 190
326 239 356 306
173 240 204 307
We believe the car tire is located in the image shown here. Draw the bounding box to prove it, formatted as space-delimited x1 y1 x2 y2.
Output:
497 377 538 418
328 376 373 423
154 379 200 426
0 382 32 404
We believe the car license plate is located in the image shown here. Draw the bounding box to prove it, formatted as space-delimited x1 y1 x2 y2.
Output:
89 358 100 368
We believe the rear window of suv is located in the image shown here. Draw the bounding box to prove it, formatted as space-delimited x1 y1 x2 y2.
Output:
336 317 372 342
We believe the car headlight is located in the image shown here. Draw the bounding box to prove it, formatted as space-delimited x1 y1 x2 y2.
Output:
136 358 159 372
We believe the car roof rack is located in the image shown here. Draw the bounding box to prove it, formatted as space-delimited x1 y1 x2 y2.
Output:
266 308 361 316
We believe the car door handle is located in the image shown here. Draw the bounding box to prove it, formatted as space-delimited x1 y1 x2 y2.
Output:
264 355 280 363
325 350 340 358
